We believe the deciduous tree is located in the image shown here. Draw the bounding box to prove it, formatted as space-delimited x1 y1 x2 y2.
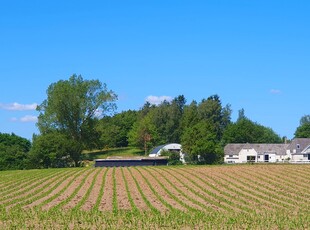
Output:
295 115 310 138
36 74 117 166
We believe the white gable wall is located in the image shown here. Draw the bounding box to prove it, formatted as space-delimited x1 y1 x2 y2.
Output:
239 149 257 163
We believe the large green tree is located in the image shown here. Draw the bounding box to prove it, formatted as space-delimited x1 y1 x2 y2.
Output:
0 133 31 170
36 75 117 166
128 95 186 153
181 95 231 164
222 110 282 144
128 113 159 155
98 110 138 148
295 115 310 138
29 132 79 168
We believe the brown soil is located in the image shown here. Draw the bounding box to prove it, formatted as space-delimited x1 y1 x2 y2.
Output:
62 169 98 210
5 164 309 215
115 168 131 210
188 166 287 211
98 168 113 211
81 168 107 211
145 167 204 211
177 167 259 212
129 167 169 212
41 169 92 210
1 170 66 208
134 167 187 211
25 170 81 209
122 167 149 211
7 171 70 210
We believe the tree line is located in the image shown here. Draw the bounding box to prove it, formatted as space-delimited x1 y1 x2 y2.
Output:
1 75 310 170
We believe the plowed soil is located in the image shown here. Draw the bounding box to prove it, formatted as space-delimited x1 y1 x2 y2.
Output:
1 165 310 214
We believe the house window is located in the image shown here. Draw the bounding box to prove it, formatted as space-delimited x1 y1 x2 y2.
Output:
303 154 308 158
229 155 233 158
297 144 300 149
247 156 256 162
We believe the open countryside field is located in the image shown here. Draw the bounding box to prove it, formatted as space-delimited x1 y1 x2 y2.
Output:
0 164 310 229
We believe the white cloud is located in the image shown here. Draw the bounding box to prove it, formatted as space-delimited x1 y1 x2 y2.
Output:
11 115 38 123
270 89 281 94
10 117 18 122
146 95 173 105
0 102 38 111
20 115 38 122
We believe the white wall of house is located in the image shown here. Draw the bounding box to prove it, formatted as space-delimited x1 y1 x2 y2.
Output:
257 153 277 163
224 154 239 164
239 149 257 163
291 154 309 162
225 140 310 164
276 155 287 162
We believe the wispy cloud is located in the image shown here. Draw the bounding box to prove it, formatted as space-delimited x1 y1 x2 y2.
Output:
146 95 173 105
270 89 281 94
0 102 38 111
94 109 103 118
11 115 38 123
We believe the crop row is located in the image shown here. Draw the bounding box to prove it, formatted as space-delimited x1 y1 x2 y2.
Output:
0 164 309 229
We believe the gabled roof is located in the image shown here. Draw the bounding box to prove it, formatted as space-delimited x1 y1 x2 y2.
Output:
287 138 310 154
224 143 289 155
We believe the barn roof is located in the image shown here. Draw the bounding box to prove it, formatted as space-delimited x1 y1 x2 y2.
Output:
287 138 310 154
224 143 289 155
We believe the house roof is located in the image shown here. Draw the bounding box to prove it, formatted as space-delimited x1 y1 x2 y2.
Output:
224 143 289 155
287 138 310 154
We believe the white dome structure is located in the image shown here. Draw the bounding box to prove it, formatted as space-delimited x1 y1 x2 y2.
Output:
149 143 186 163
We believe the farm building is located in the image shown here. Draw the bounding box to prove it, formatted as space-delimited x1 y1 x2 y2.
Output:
94 156 168 167
224 138 310 164
149 143 186 163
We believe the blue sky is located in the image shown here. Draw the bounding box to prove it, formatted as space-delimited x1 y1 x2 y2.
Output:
0 0 309 140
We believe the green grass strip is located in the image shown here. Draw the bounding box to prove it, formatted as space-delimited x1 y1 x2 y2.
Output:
112 167 118 214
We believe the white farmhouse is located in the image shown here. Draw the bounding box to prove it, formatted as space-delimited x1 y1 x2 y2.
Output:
286 138 310 162
224 138 310 164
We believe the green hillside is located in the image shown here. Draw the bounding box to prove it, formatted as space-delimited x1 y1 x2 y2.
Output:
82 147 144 161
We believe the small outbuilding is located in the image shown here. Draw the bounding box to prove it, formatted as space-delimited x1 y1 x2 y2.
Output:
94 156 168 167
149 143 186 163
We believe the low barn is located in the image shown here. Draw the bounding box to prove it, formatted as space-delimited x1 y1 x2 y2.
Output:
94 157 168 167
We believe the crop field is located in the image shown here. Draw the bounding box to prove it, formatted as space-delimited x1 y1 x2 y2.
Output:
0 164 310 229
